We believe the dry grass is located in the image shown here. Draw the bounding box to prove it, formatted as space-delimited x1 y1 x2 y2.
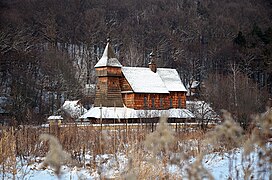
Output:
0 108 271 179
0 127 17 178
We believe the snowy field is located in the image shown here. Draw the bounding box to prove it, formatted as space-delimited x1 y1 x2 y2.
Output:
1 144 271 180
1 110 271 180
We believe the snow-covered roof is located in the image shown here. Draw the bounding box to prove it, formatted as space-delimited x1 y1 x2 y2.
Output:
48 115 63 120
157 68 187 92
80 107 195 119
94 42 122 68
61 100 87 119
121 67 186 93
122 67 169 93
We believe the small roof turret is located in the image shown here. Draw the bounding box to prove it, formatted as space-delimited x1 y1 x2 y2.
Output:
149 51 155 63
148 50 157 73
94 39 122 68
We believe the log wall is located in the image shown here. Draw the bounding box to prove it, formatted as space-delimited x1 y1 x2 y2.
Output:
95 67 122 77
122 92 186 110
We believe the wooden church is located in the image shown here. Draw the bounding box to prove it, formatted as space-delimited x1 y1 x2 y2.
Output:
81 40 194 122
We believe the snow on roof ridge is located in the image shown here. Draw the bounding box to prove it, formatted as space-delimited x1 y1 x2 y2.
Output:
80 107 195 119
61 100 87 118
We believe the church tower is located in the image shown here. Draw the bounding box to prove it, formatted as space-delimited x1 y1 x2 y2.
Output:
94 39 123 107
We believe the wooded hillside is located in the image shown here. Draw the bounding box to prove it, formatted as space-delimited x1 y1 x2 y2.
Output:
0 0 271 126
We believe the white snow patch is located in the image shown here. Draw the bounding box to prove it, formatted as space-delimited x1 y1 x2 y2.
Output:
186 101 220 121
47 115 63 120
61 100 87 119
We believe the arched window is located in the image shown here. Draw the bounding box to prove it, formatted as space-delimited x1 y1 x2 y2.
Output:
160 98 163 108
169 98 173 108
144 96 148 109
178 98 181 108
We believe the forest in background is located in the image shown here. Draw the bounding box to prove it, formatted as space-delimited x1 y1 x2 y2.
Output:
0 0 272 126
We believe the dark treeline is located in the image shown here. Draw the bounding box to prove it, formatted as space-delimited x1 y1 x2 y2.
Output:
0 0 271 126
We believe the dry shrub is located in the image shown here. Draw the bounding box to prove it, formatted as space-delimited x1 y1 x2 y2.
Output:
204 110 244 152
185 153 214 180
39 134 71 178
201 108 271 179
244 108 272 157
124 152 165 180
243 108 272 179
123 115 176 179
199 110 245 179
144 115 175 155
176 130 204 157
122 116 214 179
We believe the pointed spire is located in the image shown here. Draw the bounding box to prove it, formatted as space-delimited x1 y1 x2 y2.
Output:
149 51 155 63
94 38 122 68
148 50 157 73
107 37 111 43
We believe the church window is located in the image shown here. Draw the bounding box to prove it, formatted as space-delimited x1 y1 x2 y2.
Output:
144 97 148 108
152 97 155 109
160 98 163 108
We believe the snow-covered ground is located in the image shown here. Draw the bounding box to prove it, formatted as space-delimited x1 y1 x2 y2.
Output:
1 145 270 180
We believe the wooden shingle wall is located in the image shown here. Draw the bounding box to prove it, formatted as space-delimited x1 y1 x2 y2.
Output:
94 67 123 107
120 77 132 91
121 92 186 110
